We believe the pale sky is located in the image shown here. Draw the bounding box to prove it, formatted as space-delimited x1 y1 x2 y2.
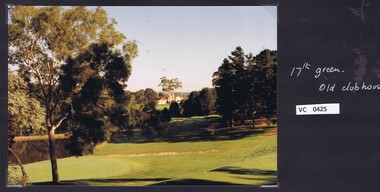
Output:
102 6 277 92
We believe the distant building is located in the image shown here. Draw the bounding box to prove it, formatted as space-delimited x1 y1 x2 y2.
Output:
175 96 184 103
157 92 189 104
157 95 170 104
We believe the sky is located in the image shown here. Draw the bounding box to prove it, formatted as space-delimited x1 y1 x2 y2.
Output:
101 6 277 92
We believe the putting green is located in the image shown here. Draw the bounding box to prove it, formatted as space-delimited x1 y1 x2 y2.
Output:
23 156 135 183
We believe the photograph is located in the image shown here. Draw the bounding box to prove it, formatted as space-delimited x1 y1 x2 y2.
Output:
7 5 277 186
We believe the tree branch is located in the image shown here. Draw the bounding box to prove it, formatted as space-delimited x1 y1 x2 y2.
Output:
32 91 45 105
51 91 60 113
8 148 27 178
52 115 67 132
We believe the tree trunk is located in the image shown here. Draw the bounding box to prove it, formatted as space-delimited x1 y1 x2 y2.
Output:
8 147 28 185
48 129 59 184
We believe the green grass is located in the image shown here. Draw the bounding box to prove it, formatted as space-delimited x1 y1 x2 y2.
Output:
155 104 170 111
171 115 221 122
21 156 136 183
11 117 277 186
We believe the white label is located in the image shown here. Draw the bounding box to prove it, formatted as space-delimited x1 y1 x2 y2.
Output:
296 103 340 115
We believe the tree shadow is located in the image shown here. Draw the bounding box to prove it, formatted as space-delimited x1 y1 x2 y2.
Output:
151 178 242 185
162 128 266 143
211 166 277 176
233 175 278 183
210 166 277 185
32 178 170 185
111 117 275 144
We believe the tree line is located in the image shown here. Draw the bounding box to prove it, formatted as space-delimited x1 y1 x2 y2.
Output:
7 6 277 185
166 46 277 128
212 47 277 128
164 87 217 117
163 46 277 128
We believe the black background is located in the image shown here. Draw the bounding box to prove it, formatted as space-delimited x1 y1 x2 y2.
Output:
1 0 380 192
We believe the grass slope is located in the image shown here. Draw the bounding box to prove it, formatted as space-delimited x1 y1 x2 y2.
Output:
14 117 277 186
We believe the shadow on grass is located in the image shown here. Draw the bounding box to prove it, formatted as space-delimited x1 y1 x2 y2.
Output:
210 167 278 185
31 168 278 186
233 176 278 182
163 128 266 143
112 117 275 144
151 178 242 185
211 166 277 176
32 178 170 186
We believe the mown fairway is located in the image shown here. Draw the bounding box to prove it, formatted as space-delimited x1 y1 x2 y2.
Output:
15 117 277 186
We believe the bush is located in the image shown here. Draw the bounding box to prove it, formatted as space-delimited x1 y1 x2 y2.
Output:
161 108 171 122
169 101 180 117
183 88 216 116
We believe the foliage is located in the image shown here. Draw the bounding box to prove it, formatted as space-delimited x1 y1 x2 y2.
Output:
158 76 182 101
141 88 159 112
212 58 237 125
158 76 183 92
7 72 42 186
169 101 181 117
123 40 139 62
141 108 171 137
183 88 217 116
8 166 30 186
125 89 159 139
161 108 172 123
8 5 134 183
8 72 45 139
212 47 277 126
198 88 217 115
183 91 201 116
247 49 277 120
60 43 136 155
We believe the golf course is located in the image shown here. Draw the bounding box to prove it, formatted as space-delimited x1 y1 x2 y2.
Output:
8 6 278 186
11 115 277 186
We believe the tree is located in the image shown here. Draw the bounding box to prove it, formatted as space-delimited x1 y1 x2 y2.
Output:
183 91 201 116
247 49 277 124
61 43 136 155
212 47 277 127
183 88 216 116
231 48 253 125
212 47 247 127
169 101 181 117
8 6 130 183
142 88 159 112
198 88 217 116
150 107 171 137
121 89 158 139
160 108 171 122
158 76 182 102
8 71 45 185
